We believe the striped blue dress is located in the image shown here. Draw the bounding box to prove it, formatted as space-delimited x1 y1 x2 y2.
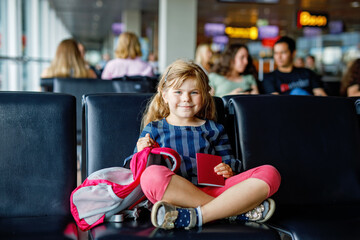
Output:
127 118 242 185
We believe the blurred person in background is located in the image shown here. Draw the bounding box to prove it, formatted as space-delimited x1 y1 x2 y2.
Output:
209 43 259 96
263 36 327 96
294 57 305 68
340 58 360 97
305 55 321 75
195 43 213 74
77 41 101 78
148 52 159 75
101 32 153 79
98 53 111 70
96 52 111 77
41 39 97 79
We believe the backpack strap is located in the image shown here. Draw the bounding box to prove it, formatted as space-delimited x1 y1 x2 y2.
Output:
150 147 181 172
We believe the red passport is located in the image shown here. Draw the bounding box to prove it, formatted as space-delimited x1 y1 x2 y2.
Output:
196 153 225 187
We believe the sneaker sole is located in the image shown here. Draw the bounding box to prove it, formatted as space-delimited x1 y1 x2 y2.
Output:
257 198 275 223
151 201 178 229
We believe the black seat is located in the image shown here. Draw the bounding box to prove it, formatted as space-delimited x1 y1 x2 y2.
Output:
81 93 281 240
228 95 360 240
40 77 55 91
53 77 117 144
112 75 158 93
82 93 154 179
0 92 77 239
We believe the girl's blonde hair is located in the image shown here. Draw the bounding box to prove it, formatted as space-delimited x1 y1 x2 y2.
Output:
114 32 142 59
141 59 216 129
46 39 91 78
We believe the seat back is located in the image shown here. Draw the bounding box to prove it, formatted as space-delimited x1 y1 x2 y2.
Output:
82 94 226 180
0 92 77 217
112 75 158 93
229 95 360 206
53 77 117 143
82 93 154 179
40 77 55 91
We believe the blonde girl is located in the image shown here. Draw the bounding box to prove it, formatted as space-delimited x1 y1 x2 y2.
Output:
101 32 153 79
41 39 96 79
195 44 213 74
130 59 280 230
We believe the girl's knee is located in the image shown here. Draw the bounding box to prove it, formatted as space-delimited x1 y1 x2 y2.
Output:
140 165 174 203
261 165 281 181
141 165 170 187
258 165 281 197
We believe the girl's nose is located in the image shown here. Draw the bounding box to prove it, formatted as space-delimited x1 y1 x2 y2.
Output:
182 93 190 101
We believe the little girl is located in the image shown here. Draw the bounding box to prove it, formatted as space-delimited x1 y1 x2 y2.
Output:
131 59 280 230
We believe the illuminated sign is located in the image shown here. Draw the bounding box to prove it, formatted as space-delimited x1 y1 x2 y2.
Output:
112 23 124 35
297 11 328 28
329 20 343 34
258 25 279 40
225 26 258 40
204 23 225 36
213 35 229 44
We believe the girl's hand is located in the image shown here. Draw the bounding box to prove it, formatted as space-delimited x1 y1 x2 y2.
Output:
137 133 155 152
214 163 234 178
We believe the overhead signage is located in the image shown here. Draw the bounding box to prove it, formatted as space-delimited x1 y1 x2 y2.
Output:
204 23 226 36
303 27 322 37
258 25 279 40
213 35 229 44
111 23 124 35
225 26 258 40
329 20 343 34
297 11 328 28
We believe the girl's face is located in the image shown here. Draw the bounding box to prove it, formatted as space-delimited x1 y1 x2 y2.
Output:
162 78 203 124
232 47 249 74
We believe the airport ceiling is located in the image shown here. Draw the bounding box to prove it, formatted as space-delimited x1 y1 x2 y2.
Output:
49 0 360 49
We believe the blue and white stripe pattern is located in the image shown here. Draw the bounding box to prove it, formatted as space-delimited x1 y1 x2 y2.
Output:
132 118 242 185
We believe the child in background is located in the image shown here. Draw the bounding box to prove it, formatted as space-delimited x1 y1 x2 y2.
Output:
130 59 281 230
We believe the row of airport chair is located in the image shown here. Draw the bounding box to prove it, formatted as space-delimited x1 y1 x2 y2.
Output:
1 92 359 239
41 76 342 144
41 76 158 143
41 76 158 93
82 93 360 240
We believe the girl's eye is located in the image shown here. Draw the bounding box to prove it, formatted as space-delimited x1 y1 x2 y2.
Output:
174 91 181 94
191 91 199 95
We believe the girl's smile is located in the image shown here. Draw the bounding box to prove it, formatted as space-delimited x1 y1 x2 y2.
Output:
162 77 204 126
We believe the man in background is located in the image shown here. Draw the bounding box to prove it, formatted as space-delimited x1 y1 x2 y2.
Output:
263 36 327 96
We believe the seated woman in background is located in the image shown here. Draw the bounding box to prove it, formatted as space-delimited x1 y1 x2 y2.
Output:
340 58 360 97
195 43 213 74
101 32 153 79
209 44 259 96
41 39 97 79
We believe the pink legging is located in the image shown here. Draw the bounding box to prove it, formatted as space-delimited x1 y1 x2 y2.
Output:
140 164 281 204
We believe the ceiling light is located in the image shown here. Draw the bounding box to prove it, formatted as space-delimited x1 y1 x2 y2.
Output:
351 1 360 7
96 0 103 8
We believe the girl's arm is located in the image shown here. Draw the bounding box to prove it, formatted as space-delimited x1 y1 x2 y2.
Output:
213 124 242 174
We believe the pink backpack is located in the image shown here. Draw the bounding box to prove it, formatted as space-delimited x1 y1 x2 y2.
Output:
70 146 181 231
